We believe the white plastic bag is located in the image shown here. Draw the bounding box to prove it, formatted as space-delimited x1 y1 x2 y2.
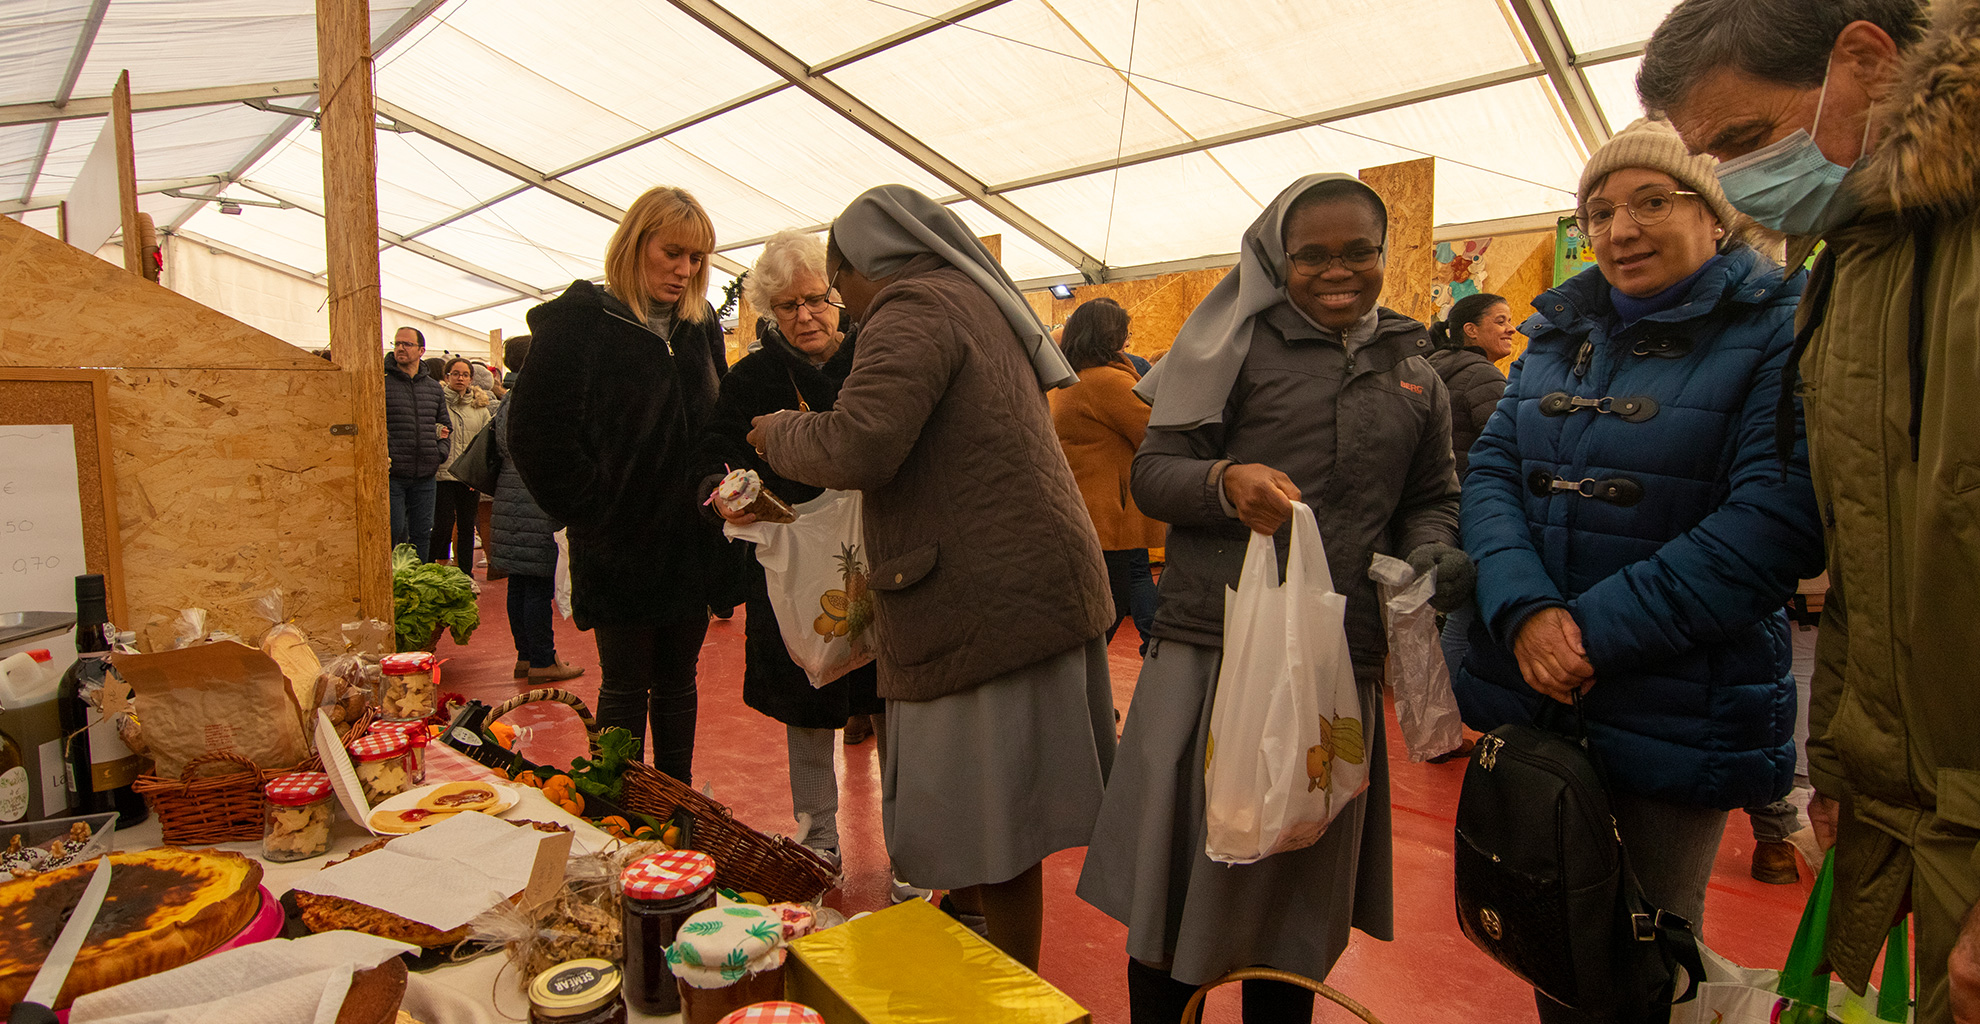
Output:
1369 554 1466 762
552 529 572 620
724 490 875 688
1204 502 1368 865
1669 945 1913 1024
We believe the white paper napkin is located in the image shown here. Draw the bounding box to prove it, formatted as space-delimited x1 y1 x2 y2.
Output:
290 809 550 930
69 931 415 1024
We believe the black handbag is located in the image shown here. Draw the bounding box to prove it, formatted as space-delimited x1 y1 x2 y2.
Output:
453 418 502 493
1453 696 1704 1022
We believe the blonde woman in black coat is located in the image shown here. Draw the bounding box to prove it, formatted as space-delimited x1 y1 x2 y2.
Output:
508 186 732 783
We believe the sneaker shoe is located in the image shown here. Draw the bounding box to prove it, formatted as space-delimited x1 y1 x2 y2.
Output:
843 715 873 746
890 876 933 905
1751 840 1800 884
527 662 585 684
513 660 528 679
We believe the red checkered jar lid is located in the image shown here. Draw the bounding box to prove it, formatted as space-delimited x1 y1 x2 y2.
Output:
264 771 333 806
370 721 430 746
620 849 716 901
379 651 436 675
718 1003 823 1024
347 729 411 762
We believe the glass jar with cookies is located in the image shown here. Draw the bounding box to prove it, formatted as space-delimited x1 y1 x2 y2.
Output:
374 651 439 722
346 729 413 806
263 771 335 862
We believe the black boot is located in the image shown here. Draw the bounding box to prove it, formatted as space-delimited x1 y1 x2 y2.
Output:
1126 958 1199 1024
1241 976 1315 1022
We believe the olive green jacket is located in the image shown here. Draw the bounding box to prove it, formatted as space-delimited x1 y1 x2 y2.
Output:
1796 0 1980 992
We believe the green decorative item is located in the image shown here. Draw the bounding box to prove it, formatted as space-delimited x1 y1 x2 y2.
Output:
391 543 479 651
569 726 639 803
1554 216 1599 285
719 271 747 320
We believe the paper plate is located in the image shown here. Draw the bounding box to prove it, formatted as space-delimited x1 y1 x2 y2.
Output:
367 781 519 833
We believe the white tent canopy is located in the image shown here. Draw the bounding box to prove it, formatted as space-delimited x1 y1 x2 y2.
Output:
2 0 1678 338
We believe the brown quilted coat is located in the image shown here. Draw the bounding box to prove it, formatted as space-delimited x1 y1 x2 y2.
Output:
758 255 1112 702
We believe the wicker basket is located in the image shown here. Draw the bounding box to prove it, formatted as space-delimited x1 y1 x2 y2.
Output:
486 688 602 757
132 710 375 845
619 761 838 904
1180 968 1382 1023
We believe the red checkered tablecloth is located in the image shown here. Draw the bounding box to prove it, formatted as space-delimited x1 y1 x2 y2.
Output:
425 740 505 784
718 1002 824 1024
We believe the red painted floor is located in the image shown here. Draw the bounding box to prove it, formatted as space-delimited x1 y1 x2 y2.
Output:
443 572 1814 1023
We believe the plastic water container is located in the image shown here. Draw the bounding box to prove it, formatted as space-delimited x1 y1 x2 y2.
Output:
0 651 54 708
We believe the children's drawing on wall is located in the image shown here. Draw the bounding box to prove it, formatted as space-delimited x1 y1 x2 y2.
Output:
1432 237 1492 322
1554 216 1600 284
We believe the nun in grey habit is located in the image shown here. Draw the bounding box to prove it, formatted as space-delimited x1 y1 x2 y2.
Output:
748 185 1117 971
1074 173 1465 1022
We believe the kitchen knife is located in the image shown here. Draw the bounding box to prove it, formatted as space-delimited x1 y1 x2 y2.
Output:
9 854 113 1024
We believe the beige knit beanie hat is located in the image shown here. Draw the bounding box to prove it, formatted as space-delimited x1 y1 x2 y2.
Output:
1578 118 1739 231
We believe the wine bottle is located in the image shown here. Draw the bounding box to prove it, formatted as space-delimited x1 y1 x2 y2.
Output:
56 575 148 826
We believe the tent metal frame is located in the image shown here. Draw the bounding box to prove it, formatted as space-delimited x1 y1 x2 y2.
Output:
5 0 1655 329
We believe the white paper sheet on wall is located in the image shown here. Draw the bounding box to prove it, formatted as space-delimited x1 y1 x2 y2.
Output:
0 425 90 628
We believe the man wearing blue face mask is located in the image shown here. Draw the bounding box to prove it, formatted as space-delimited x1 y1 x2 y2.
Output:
1642 2 1980 1021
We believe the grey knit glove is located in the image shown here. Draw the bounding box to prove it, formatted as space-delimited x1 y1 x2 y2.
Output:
1406 542 1476 613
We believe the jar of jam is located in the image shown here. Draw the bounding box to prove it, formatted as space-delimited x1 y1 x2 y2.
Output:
374 651 439 721
528 958 627 1024
668 904 789 1024
346 729 413 806
370 721 429 784
718 1003 823 1024
620 850 717 1016
262 771 334 862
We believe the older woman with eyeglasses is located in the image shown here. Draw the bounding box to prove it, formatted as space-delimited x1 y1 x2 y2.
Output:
697 229 884 868
1452 120 1824 1023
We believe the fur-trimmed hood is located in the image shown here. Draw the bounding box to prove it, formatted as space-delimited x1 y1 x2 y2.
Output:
1858 0 1980 215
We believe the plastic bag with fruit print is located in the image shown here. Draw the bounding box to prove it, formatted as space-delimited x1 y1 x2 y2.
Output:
723 489 875 687
1203 501 1368 865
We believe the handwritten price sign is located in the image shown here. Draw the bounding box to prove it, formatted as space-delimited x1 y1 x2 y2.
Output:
0 426 89 615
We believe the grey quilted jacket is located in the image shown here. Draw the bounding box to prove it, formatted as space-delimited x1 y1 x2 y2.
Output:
486 397 559 578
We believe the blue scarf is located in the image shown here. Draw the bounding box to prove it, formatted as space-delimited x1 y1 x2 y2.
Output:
1609 253 1725 328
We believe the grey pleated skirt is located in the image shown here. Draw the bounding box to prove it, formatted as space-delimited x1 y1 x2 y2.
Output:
1076 638 1394 986
882 637 1116 891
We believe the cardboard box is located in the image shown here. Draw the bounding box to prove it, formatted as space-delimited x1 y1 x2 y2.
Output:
786 899 1090 1023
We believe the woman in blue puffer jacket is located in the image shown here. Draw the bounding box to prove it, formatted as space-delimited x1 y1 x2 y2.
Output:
1454 120 1825 1024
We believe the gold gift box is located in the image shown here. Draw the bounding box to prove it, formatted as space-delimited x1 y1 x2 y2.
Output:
786 899 1091 1023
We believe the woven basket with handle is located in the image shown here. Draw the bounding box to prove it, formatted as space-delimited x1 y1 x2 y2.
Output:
486 689 836 903
132 709 375 845
1180 968 1383 1024
619 760 838 904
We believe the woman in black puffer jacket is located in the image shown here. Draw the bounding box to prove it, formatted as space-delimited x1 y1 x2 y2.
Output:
1426 291 1515 705
1426 292 1515 480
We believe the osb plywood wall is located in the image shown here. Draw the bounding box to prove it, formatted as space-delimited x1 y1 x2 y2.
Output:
1023 267 1228 363
1359 158 1437 326
0 215 360 650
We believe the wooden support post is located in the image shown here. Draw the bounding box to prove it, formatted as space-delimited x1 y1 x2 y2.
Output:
110 72 141 276
487 328 502 373
977 233 1002 265
316 0 393 624
1358 157 1438 327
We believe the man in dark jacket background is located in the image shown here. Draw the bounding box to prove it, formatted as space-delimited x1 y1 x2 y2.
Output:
387 326 450 560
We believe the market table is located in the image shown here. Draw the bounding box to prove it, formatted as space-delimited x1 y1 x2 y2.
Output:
108 742 687 1023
